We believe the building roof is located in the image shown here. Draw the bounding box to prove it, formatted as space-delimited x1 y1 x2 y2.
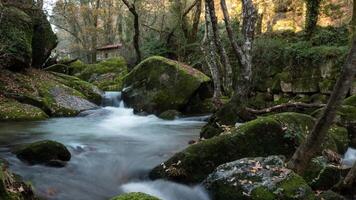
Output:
97 44 122 51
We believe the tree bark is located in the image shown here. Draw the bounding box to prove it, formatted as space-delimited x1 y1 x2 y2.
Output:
202 2 222 98
122 0 142 64
305 0 321 36
190 0 202 42
205 0 233 94
220 0 257 99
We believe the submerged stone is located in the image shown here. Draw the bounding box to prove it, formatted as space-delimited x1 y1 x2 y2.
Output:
204 156 315 200
15 140 71 167
158 110 181 120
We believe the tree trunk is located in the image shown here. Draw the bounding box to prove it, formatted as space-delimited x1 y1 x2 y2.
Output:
122 0 142 64
352 0 356 36
220 0 256 100
305 0 321 36
287 38 356 174
202 2 222 98
205 0 233 94
190 0 202 42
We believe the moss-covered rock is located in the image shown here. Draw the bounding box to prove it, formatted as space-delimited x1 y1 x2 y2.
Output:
122 56 211 114
28 8 57 68
0 159 38 200
150 112 343 183
70 57 128 91
110 192 160 200
0 2 57 70
158 110 181 120
204 156 316 200
0 99 48 121
15 140 71 167
0 69 101 118
302 157 349 191
0 6 33 70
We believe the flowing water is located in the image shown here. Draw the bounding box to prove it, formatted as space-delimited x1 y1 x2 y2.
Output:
0 92 211 200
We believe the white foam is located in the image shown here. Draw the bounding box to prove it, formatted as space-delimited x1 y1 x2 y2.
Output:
120 180 210 200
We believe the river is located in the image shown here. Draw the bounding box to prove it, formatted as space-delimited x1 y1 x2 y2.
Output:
0 92 211 200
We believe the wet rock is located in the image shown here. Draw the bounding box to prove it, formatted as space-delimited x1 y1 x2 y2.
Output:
159 110 181 120
150 112 343 183
110 192 160 200
15 140 71 167
203 156 315 200
0 159 38 200
122 56 211 114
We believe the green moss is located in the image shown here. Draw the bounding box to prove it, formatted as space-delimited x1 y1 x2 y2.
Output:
0 6 33 69
15 140 71 165
159 110 181 120
123 56 210 114
277 174 315 200
0 99 48 121
343 95 356 107
110 192 160 200
251 187 276 200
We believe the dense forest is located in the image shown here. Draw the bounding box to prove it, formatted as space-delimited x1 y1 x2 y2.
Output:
0 0 356 199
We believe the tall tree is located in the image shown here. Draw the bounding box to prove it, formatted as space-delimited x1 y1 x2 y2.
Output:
201 2 222 98
305 0 321 36
205 0 233 94
287 38 356 174
122 0 142 64
220 0 257 100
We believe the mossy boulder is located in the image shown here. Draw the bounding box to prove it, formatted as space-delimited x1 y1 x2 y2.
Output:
302 157 349 191
110 192 160 200
158 110 181 120
28 9 57 68
122 56 211 114
0 99 48 121
204 156 316 200
70 57 128 91
150 112 343 183
0 69 101 118
15 140 71 167
0 159 38 200
0 6 33 70
0 2 57 70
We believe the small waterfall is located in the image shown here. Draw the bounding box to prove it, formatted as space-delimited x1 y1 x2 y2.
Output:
342 148 356 167
101 92 123 107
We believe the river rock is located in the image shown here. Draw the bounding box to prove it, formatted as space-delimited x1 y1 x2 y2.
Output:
110 192 160 200
0 69 102 119
158 110 181 120
122 56 211 114
0 159 37 199
15 140 71 167
150 112 345 183
203 156 315 200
